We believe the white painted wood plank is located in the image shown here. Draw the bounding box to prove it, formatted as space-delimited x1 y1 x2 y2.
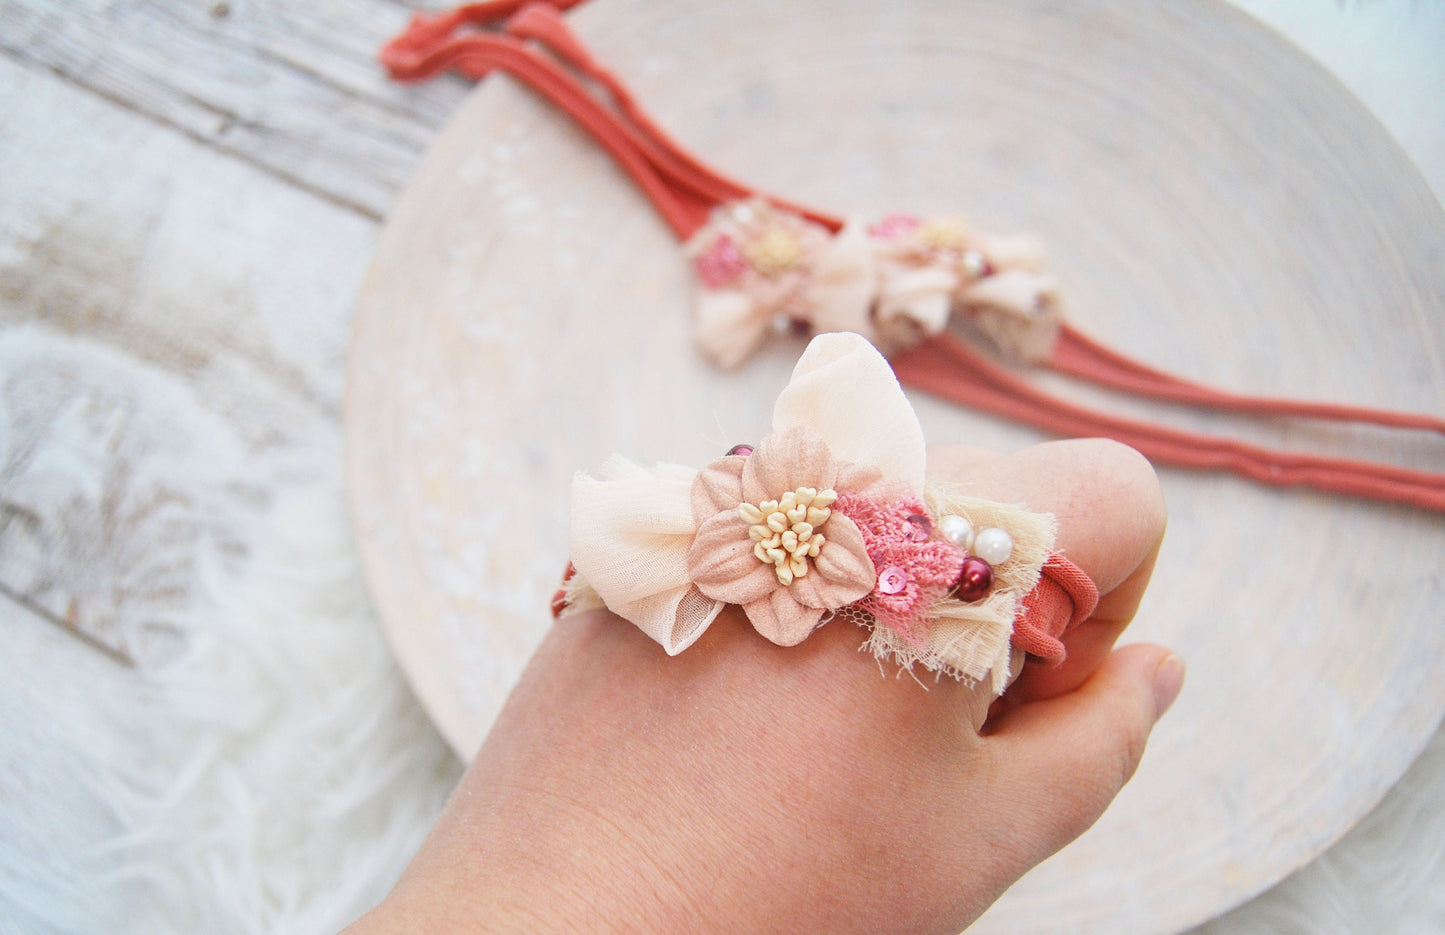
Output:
0 55 372 658
0 0 470 218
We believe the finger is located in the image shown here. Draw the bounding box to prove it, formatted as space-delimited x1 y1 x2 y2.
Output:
926 444 1006 477
928 438 1167 704
982 643 1184 863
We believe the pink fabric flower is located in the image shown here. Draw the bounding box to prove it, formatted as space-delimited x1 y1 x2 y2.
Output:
685 426 881 645
868 213 921 239
688 200 870 368
694 234 748 288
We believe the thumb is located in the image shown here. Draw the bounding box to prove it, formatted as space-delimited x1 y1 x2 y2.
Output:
984 644 1184 861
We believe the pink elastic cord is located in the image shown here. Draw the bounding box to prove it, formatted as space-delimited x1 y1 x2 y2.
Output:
384 25 713 236
380 1 1445 513
892 335 1445 512
381 3 840 238
1051 324 1445 435
1015 555 1099 665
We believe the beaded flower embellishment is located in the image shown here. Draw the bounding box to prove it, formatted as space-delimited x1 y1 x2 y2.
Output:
559 332 1067 693
685 199 1062 370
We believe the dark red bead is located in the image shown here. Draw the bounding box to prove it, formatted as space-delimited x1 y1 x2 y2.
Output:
726 444 755 457
955 556 994 602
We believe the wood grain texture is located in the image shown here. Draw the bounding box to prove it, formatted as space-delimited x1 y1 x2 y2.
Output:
0 0 468 219
347 2 1445 933
0 54 368 659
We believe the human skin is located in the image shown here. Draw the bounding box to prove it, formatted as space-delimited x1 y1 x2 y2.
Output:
345 438 1180 935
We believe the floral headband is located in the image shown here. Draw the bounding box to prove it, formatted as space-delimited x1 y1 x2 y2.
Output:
553 333 1097 694
689 198 1057 370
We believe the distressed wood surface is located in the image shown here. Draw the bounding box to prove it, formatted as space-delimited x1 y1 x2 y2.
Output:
0 0 468 219
348 2 1445 934
1 0 1442 932
0 50 373 661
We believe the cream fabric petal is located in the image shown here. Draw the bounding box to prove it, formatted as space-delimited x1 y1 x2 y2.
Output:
979 233 1048 272
958 268 1057 317
570 456 723 654
804 219 879 340
958 269 1062 363
834 461 888 498
695 289 769 370
687 511 781 606
876 266 957 335
771 332 927 494
743 589 826 647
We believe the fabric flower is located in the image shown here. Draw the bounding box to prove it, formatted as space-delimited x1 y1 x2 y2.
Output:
688 200 833 368
689 202 878 368
952 235 1061 362
569 332 928 653
686 426 879 645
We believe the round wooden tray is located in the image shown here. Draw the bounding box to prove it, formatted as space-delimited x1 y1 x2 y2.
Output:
345 1 1445 932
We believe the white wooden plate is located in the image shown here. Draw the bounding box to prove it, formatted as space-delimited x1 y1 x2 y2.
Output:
345 1 1445 931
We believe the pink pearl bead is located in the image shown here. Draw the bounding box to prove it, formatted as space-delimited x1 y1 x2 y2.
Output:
955 556 994 602
726 444 754 457
876 565 909 595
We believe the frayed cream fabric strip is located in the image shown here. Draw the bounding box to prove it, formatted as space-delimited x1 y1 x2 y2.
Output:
559 572 606 616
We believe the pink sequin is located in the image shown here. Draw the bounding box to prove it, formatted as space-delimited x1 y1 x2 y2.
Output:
695 234 747 288
905 513 932 542
869 213 921 240
876 566 908 594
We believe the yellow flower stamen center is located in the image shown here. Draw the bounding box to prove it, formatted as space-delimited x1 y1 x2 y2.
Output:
738 487 838 586
917 217 969 251
744 227 804 275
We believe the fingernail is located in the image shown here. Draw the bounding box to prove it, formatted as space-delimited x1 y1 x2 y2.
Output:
1152 653 1186 720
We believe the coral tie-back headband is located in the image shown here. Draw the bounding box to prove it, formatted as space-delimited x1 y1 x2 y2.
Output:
378 0 1445 513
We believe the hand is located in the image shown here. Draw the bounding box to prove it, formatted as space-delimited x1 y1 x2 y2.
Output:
345 438 1179 935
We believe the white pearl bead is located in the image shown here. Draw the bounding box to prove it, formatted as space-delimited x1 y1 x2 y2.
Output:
973 527 1014 565
939 514 974 549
